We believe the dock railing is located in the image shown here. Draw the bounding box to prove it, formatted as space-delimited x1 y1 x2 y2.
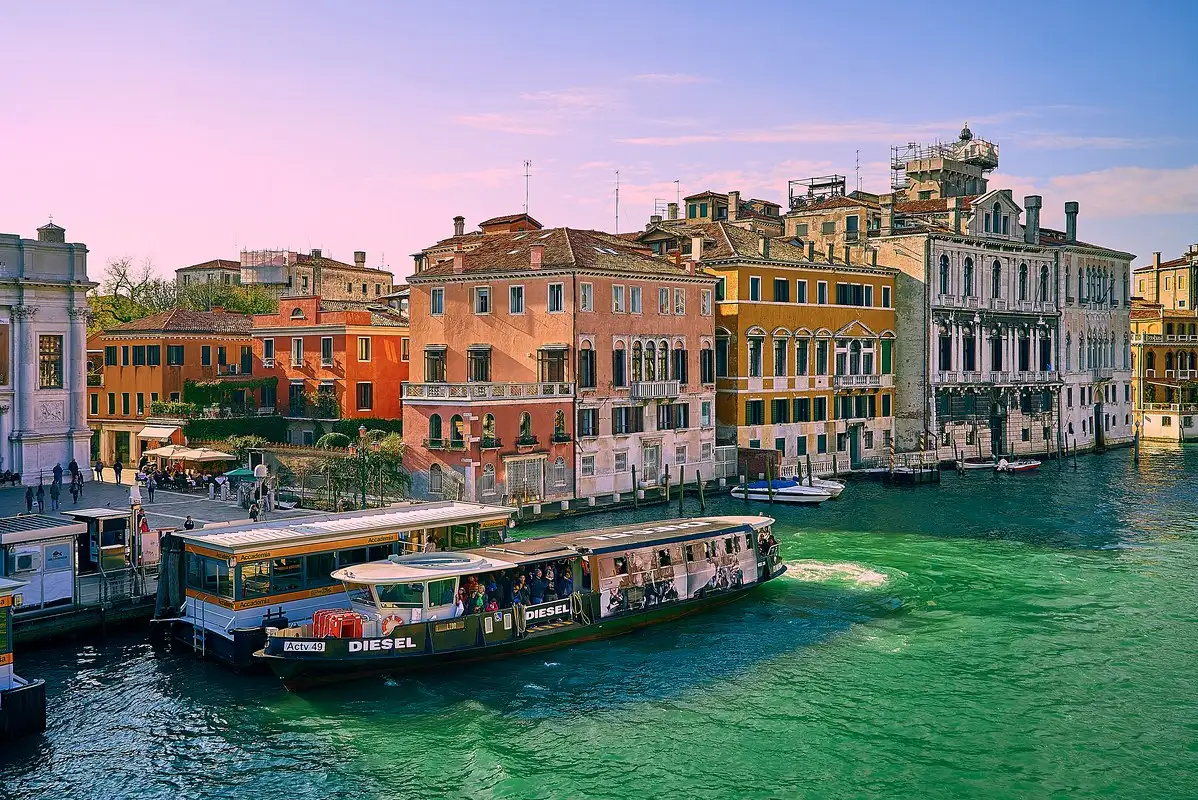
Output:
76 565 159 611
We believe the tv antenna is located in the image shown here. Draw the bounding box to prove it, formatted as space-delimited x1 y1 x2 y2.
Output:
523 160 532 214
614 170 620 234
855 149 861 192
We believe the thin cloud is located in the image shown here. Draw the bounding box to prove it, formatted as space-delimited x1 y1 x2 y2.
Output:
454 113 557 136
1016 132 1176 150
518 87 615 113
457 87 614 136
630 73 710 85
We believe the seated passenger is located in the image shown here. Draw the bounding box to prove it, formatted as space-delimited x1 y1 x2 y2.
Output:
485 597 499 612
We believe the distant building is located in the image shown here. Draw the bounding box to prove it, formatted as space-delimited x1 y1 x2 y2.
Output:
0 221 93 483
177 249 395 302
175 259 241 287
1130 245 1198 440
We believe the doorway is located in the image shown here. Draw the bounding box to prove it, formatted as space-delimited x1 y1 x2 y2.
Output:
114 431 131 465
642 443 661 485
1094 402 1105 449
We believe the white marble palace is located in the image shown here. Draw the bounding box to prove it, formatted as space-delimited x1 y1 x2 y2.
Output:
0 222 94 483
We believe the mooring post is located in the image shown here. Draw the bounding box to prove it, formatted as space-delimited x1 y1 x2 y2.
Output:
663 463 671 504
1073 437 1078 470
806 453 814 487
765 457 775 504
631 465 639 509
697 468 706 512
678 466 685 514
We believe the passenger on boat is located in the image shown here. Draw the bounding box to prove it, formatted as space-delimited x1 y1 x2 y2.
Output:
453 587 467 618
543 566 558 602
580 560 591 591
558 566 573 597
485 597 499 612
470 585 486 614
515 575 530 605
529 568 548 605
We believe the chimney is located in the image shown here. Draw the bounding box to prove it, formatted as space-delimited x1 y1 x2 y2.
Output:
1064 201 1079 243
452 248 465 274
757 235 769 259
354 251 366 269
826 242 835 263
667 202 679 221
947 197 961 233
728 191 740 222
530 244 544 269
649 214 663 228
691 236 704 261
806 241 815 261
453 216 465 237
880 195 894 236
1153 252 1161 269
843 245 851 265
310 248 322 259
1023 196 1042 245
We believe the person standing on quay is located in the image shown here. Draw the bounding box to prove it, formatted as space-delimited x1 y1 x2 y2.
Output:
35 482 45 513
68 458 80 483
69 480 79 505
146 475 156 503
52 462 63 486
49 480 60 511
94 458 104 483
113 460 123 484
74 471 84 499
24 485 33 513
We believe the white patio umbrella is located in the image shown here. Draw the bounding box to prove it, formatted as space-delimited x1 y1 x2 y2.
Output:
142 444 193 458
179 447 236 462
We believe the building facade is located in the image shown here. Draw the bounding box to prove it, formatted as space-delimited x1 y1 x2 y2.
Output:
175 259 241 287
403 226 717 507
1130 245 1198 441
179 249 396 302
86 309 256 464
252 297 408 444
0 222 93 483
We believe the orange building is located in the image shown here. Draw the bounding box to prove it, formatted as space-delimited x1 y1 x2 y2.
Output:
86 310 255 464
252 297 409 444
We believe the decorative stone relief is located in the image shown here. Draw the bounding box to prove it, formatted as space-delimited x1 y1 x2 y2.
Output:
38 400 65 423
10 305 38 320
67 306 92 321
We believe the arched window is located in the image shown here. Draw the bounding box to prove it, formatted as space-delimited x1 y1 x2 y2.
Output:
428 414 443 445
1019 263 1028 301
1079 335 1086 370
963 257 974 297
482 413 496 445
479 464 497 497
429 463 443 495
1165 352 1174 371
449 414 464 446
1078 268 1084 302
992 260 1002 299
631 341 643 382
993 202 1002 233
658 339 669 381
1039 265 1050 302
849 340 862 375
644 341 656 381
1123 337 1130 370
1146 351 1155 371
939 254 950 295
1066 265 1072 300
290 307 305 320
552 457 568 487
1065 333 1072 370
554 409 566 439
519 412 532 441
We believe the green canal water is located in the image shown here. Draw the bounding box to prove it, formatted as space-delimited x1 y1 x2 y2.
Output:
3 446 1197 799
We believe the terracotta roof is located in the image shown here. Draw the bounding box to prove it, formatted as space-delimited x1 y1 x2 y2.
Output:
1130 307 1161 320
1134 255 1189 272
789 195 877 213
478 213 543 228
894 196 978 214
683 190 726 202
411 227 706 280
1038 227 1133 256
318 300 408 327
178 259 240 272
425 231 485 251
106 309 252 335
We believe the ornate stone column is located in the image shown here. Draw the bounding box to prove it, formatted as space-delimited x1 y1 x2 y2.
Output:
68 305 90 436
10 304 38 476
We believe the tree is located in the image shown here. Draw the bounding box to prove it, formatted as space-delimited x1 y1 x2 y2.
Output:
225 434 269 464
178 281 278 315
88 256 178 332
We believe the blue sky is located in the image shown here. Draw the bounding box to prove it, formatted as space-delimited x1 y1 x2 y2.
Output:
3 0 1194 276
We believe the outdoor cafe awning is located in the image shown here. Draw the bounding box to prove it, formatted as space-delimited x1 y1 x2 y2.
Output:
137 425 179 440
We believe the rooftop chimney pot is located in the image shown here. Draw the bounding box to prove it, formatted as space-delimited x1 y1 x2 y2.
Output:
1023 196 1042 245
354 250 366 268
667 202 679 221
843 245 851 265
691 236 704 261
452 249 465 274
1153 252 1161 269
728 191 740 222
453 216 465 237
806 241 815 261
757 235 769 259
530 244 544 269
826 242 835 263
310 248 322 259
1064 201 1079 243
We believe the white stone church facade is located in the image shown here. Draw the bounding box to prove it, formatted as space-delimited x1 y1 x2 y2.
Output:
0 222 94 483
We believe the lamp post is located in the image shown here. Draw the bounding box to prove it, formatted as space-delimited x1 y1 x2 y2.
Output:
355 424 370 510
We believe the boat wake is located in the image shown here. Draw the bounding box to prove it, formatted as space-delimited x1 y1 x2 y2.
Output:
782 560 897 588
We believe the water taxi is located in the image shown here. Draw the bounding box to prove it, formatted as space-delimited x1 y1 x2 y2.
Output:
257 515 782 689
995 458 1041 473
730 480 832 505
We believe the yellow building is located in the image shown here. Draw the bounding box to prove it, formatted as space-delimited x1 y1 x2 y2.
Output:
638 221 897 468
1131 246 1198 441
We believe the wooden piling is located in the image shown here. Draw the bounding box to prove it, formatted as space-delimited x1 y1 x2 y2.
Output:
697 468 706 512
678 466 685 514
765 458 775 504
631 465 639 509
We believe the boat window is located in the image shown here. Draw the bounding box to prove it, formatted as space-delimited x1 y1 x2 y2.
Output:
613 556 629 575
240 561 271 599
377 582 425 607
343 582 374 605
657 549 672 567
745 533 754 552
338 547 369 567
186 552 203 590
427 578 457 607
203 559 232 599
685 545 696 562
724 537 735 554
271 557 303 594
368 544 393 562
305 552 337 588
732 536 742 553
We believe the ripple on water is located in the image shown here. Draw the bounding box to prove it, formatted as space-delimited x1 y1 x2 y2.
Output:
783 559 899 587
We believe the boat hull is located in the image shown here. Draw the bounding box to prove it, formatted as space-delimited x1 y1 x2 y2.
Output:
259 567 785 690
729 488 829 504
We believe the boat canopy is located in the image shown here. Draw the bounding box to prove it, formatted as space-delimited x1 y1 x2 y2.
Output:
334 552 518 585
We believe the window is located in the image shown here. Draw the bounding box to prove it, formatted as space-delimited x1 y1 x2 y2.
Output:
290 338 303 367
813 396 827 421
773 278 790 303
357 337 371 362
107 393 115 414
611 406 643 434
796 280 808 303
675 444 688 465
773 338 787 376
217 346 226 366
963 257 974 297
845 215 860 242
882 394 891 417
612 285 626 313
104 346 117 366
579 345 596 389
939 254 950 295
509 285 525 314
136 393 145 415
167 345 184 366
548 282 564 313
815 340 829 375
659 287 670 314
816 434 827 454
864 285 873 307
465 348 491 382
578 407 599 437
580 455 595 478
90 393 98 415
745 399 765 425
793 397 810 421
132 345 146 366
771 398 789 423
320 337 333 367
428 464 443 495
658 402 690 430
1039 265 1050 302
121 392 130 415
715 339 728 377
630 286 642 313
700 346 715 384
355 383 373 411
674 288 685 315
821 221 835 235
473 286 491 314
749 276 761 301
715 276 726 301
431 287 445 315
199 345 211 367
538 349 568 382
38 335 63 388
1019 262 1028 300
795 436 807 456
701 289 712 315
794 223 809 236
450 414 466 447
552 457 568 487
147 345 161 366
614 451 628 472
795 339 809 375
882 286 891 308
817 281 828 304
580 282 593 312
747 338 763 377
701 401 713 427
612 345 627 387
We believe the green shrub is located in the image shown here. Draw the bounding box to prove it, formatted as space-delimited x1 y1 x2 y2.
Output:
150 401 199 418
332 418 403 437
183 415 289 443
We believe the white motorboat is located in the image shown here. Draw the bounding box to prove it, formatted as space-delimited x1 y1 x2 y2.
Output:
959 457 998 471
995 458 1041 473
807 477 845 498
731 479 832 505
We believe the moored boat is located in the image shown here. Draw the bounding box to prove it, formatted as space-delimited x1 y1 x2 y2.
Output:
256 515 783 689
995 458 1041 473
730 480 832 504
960 457 998 471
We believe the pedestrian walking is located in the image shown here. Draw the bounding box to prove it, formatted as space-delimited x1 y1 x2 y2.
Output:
35 482 45 513
52 462 63 485
68 458 80 482
74 472 84 498
24 485 33 513
147 475 156 503
69 481 79 504
113 460 123 484
249 502 260 522
49 481 60 511
94 459 104 482
183 515 195 530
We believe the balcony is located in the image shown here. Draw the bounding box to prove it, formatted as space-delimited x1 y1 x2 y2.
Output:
216 363 251 377
422 437 466 451
1132 333 1198 345
551 432 573 444
986 370 1061 385
833 374 890 389
1163 369 1198 381
630 380 680 401
86 373 104 387
402 382 575 401
515 435 539 450
1092 367 1114 381
1143 402 1198 413
480 437 502 450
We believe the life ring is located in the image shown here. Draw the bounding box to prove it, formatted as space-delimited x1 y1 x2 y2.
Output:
381 616 405 636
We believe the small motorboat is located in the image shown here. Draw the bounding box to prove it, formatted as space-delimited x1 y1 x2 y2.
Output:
808 477 845 498
995 458 1041 473
731 479 832 505
959 457 997 471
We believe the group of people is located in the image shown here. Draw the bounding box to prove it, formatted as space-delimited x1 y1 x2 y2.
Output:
450 559 589 617
24 460 85 513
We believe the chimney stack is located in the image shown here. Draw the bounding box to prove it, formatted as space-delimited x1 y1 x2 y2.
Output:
1023 196 1042 245
826 242 835 263
453 216 465 237
354 251 366 269
1153 252 1161 269
452 248 465 274
806 241 815 261
667 202 679 221
757 235 769 259
530 244 544 269
1064 201 1079 243
728 191 740 222
880 194 894 236
649 214 663 228
691 236 704 261
310 248 322 259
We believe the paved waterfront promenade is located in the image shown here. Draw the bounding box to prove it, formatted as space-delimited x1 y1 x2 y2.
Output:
0 474 314 530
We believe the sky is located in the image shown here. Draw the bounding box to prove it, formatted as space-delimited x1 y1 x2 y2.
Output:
3 0 1196 283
